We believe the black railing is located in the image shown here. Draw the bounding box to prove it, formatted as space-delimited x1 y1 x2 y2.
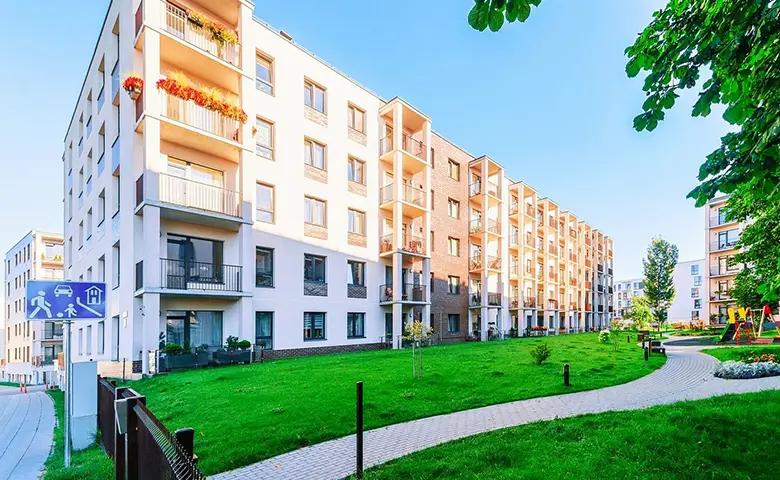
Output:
97 378 116 458
347 284 367 299
304 280 328 296
488 292 502 306
44 322 63 340
161 258 243 292
469 293 482 307
379 284 425 302
159 173 241 218
608 267 613 275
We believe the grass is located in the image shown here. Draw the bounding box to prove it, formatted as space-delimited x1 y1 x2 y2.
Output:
131 333 665 475
43 391 113 480
0 381 20 387
703 344 780 363
357 390 780 479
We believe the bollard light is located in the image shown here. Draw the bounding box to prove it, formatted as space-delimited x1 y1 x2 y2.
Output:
563 363 570 387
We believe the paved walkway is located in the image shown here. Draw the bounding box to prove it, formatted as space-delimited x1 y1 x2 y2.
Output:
212 344 780 480
0 387 55 480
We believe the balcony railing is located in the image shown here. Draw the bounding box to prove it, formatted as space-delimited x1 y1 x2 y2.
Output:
586 281 593 290
710 266 740 276
570 302 578 310
469 256 482 271
548 272 558 282
486 255 501 270
509 296 519 309
525 266 534 277
162 1 241 67
509 203 519 215
569 252 577 262
570 278 577 287
486 219 501 235
525 204 535 216
161 90 240 141
403 184 426 208
380 284 426 303
304 280 328 297
160 258 243 292
548 245 558 255
380 234 426 255
524 297 537 308
158 172 241 218
509 263 519 276
488 292 502 306
570 228 577 239
347 284 367 299
379 134 428 161
487 181 500 198
597 305 604 312
525 233 534 247
585 258 592 268
469 292 482 307
469 182 481 197
585 238 592 246
469 218 482 234
608 267 613 275
597 284 604 292
585 303 593 311
509 232 519 246
379 184 393 204
710 239 739 251
709 216 735 227
711 291 732 301
547 299 558 310
597 264 604 273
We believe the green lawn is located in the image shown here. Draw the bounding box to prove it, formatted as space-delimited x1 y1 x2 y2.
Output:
43 391 113 480
703 344 780 363
132 333 665 475
0 381 20 387
357 390 780 479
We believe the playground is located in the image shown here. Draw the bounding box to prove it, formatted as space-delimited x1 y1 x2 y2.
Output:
717 305 780 345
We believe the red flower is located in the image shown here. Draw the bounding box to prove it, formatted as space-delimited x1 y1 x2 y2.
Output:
122 76 144 93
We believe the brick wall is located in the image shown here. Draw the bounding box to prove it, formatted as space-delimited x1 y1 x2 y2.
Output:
429 134 473 340
254 341 390 361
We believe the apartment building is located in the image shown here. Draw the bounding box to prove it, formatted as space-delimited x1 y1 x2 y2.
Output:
613 278 644 318
704 195 744 324
666 259 706 324
62 0 614 375
2 231 65 385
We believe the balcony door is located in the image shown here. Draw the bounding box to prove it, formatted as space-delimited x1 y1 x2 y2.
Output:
166 234 224 287
166 157 225 212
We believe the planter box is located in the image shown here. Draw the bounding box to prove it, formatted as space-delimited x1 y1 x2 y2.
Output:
167 353 197 370
214 350 252 365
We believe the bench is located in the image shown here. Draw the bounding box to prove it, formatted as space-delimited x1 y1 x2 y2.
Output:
649 340 666 355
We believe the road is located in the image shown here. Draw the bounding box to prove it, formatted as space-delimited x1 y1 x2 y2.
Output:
0 386 55 480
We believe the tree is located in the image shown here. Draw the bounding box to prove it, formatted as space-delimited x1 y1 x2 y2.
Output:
403 321 434 378
731 268 767 310
642 238 678 326
624 295 653 331
468 1 780 302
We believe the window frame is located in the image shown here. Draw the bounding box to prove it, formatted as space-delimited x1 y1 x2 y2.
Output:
303 312 326 341
304 254 327 283
448 314 461 333
447 237 460 257
255 52 274 95
448 276 460 294
348 208 366 236
304 79 326 114
255 117 274 160
347 156 366 185
255 183 275 224
304 196 327 227
347 104 366 133
448 198 460 219
448 159 460 181
255 247 274 288
304 138 327 170
347 312 365 339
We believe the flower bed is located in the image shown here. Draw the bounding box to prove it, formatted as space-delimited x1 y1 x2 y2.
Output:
714 360 780 379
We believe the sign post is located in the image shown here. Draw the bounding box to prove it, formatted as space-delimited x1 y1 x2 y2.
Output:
26 280 107 469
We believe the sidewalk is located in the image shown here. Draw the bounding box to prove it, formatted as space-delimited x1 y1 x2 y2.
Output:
0 388 55 480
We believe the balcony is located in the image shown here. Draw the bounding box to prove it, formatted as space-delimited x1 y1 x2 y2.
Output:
469 182 481 197
710 239 739 252
585 258 592 268
608 267 613 276
487 181 500 198
710 291 732 302
486 255 501 271
469 292 482 307
548 272 558 282
486 219 501 235
524 297 537 308
160 258 243 293
586 281 593 290
379 134 428 174
710 266 740 277
548 245 558 255
469 256 482 272
525 204 535 217
488 292 502 306
304 281 328 297
710 215 737 227
44 322 64 341
570 278 577 287
525 233 534 247
380 284 426 303
469 218 482 235
597 264 604 272
569 302 578 310
379 234 426 256
597 284 604 292
547 299 558 310
585 303 593 311
155 172 241 219
509 296 519 309
347 283 367 299
509 203 519 215
585 237 592 247
597 305 604 312
509 263 519 277
598 243 604 252
161 2 240 67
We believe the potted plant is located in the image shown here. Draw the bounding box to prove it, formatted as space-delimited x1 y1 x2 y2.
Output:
122 72 144 100
195 344 210 366
164 342 198 370
233 339 252 364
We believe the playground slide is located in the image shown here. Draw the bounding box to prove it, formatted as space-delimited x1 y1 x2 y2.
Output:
720 323 736 343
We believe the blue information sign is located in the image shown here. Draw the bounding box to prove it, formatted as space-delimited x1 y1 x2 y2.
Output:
26 281 107 321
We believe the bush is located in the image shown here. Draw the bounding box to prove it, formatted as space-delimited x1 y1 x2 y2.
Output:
715 360 780 379
164 343 183 356
530 343 552 365
598 330 611 344
237 340 252 350
225 335 240 352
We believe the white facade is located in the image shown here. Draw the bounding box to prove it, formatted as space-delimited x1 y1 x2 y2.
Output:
666 259 706 324
2 231 65 385
613 278 644 318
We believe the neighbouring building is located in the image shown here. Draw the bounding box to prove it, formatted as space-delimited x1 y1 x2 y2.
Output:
613 278 644 318
704 195 744 324
666 259 707 325
62 0 614 376
2 231 65 385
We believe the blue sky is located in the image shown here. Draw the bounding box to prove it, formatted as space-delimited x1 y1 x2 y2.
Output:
0 0 730 279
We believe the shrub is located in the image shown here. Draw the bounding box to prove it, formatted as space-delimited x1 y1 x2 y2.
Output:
598 330 611 344
237 340 252 350
164 343 183 356
225 336 240 352
739 350 778 364
530 343 552 365
715 360 780 379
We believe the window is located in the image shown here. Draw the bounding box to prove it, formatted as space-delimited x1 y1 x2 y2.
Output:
348 209 366 235
347 104 365 133
693 276 702 287
303 312 326 340
78 328 83 355
98 189 106 225
448 314 461 333
691 287 700 298
98 256 105 282
166 311 223 349
255 118 274 159
255 312 273 349
347 260 365 286
347 157 365 184
694 299 702 309
255 247 274 287
256 183 274 223
430 230 435 252
430 190 435 210
691 264 699 275
304 80 325 113
255 54 273 94
97 321 105 355
347 313 365 338
448 276 460 294
448 159 460 181
448 198 460 218
448 237 460 257
86 325 93 355
112 245 120 288
304 196 326 226
304 254 326 283
304 139 326 169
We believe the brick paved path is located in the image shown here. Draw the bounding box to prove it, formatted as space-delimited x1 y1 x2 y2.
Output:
0 387 55 480
212 345 780 480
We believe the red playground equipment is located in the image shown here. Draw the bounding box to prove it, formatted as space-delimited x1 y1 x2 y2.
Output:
755 304 780 344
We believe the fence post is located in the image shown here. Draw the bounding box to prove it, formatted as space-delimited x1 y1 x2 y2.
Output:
175 428 195 463
563 364 570 387
356 381 364 480
124 394 146 480
114 387 128 480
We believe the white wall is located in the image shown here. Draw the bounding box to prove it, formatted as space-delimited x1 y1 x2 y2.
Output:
667 259 706 323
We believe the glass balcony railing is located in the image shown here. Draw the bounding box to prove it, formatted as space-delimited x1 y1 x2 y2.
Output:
158 172 241 218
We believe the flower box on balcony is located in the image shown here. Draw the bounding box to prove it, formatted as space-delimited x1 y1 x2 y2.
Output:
122 75 144 100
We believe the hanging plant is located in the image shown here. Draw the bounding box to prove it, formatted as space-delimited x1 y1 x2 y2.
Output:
122 73 144 100
156 74 247 124
187 10 238 46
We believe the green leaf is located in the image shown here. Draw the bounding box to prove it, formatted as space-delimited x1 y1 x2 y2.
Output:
468 4 482 29
625 57 641 78
517 0 531 21
505 0 518 22
489 7 504 31
528 0 541 5
469 2 490 31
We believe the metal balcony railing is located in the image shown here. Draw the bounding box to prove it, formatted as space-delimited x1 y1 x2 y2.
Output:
548 245 558 255
487 181 500 198
488 292 502 306
162 1 240 67
509 296 520 309
469 218 482 234
710 266 740 276
469 256 482 271
380 284 425 302
569 253 577 262
709 215 734 227
547 299 558 309
379 134 427 161
347 284 367 299
570 228 577 239
486 255 501 270
304 280 328 297
524 297 537 308
379 234 394 254
158 173 241 217
711 291 732 301
509 232 519 246
486 219 501 235
710 239 739 251
379 234 426 255
161 90 240 141
469 182 481 197
403 184 426 208
160 258 243 292
379 184 393 204
509 203 519 215
469 292 482 307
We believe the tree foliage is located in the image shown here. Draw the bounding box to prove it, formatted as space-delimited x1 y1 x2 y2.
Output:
731 268 768 309
642 238 679 323
624 295 653 330
468 0 543 32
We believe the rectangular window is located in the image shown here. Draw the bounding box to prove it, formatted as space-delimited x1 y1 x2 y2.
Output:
255 312 273 349
303 312 326 340
256 183 274 223
347 157 365 184
347 104 365 133
97 321 105 355
166 311 223 349
347 312 365 338
448 314 461 333
691 264 699 275
98 256 105 282
304 80 326 113
348 209 366 235
255 54 273 95
304 196 327 226
78 328 83 355
448 159 460 181
694 299 702 309
347 260 365 286
448 276 460 294
693 276 702 286
448 198 460 219
255 118 274 159
112 245 120 288
304 139 326 169
255 247 274 287
304 254 326 283
448 237 460 257
691 287 700 298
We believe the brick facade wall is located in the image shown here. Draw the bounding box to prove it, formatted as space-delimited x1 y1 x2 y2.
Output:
254 341 390 361
429 134 473 340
